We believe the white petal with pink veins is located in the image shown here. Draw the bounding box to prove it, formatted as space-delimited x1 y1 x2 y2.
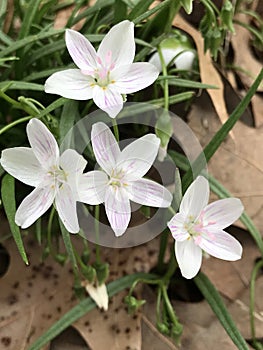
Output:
65 29 97 71
175 239 202 279
91 122 121 174
98 20 135 67
105 186 131 237
15 186 55 228
45 69 94 100
1 147 44 187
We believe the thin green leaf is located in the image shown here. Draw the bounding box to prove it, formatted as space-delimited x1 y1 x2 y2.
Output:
0 81 44 91
72 0 114 25
133 0 172 25
1 174 29 265
149 91 195 106
18 0 42 39
195 272 249 350
0 30 14 46
157 76 218 89
114 0 127 22
28 272 157 350
59 100 78 147
59 220 79 275
128 0 154 20
0 29 64 58
182 68 263 191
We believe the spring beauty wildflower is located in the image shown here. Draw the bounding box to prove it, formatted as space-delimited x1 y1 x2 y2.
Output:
78 122 172 236
45 20 159 118
0 118 87 233
167 176 243 279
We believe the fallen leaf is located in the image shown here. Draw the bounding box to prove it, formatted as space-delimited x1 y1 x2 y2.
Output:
173 14 229 126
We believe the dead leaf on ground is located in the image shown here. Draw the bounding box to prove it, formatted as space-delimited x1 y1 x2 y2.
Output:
173 14 229 126
231 13 263 92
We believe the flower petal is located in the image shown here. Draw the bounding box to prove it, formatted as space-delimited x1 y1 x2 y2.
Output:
56 183 79 233
203 198 244 229
180 176 209 219
175 239 202 279
91 122 121 175
45 69 94 100
116 134 160 181
1 147 44 187
97 20 135 67
112 62 159 93
92 85 123 118
105 186 131 237
126 178 172 207
78 171 108 204
26 118 59 169
15 186 55 228
84 282 109 311
60 149 87 194
65 29 97 71
198 229 243 261
167 212 190 241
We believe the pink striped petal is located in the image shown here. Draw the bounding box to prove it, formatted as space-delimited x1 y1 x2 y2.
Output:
60 149 87 194
97 20 135 67
65 29 97 71
15 186 55 228
105 186 131 237
26 119 59 169
1 147 44 187
127 178 172 207
116 134 160 181
92 85 123 118
180 176 209 219
112 62 159 93
91 122 120 175
175 239 202 279
78 171 108 204
198 229 242 261
203 198 244 229
45 69 94 100
167 212 189 241
56 183 79 233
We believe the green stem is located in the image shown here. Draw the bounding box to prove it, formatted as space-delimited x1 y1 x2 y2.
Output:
94 205 101 264
47 207 56 257
157 229 169 273
163 251 178 283
161 284 181 328
0 116 32 136
157 46 169 111
250 259 263 347
112 118 119 142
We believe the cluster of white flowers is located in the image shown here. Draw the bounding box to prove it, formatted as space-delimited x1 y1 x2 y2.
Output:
0 20 244 280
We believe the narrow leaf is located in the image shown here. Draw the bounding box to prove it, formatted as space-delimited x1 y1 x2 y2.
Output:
28 273 157 350
195 272 249 350
1 174 29 265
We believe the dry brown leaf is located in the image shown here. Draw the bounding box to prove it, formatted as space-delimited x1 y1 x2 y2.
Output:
0 221 163 350
251 94 263 129
173 14 229 126
231 13 263 92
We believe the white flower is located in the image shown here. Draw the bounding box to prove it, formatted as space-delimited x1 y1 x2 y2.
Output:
0 118 87 233
167 176 243 279
45 20 159 118
149 37 195 72
78 122 172 237
82 281 109 311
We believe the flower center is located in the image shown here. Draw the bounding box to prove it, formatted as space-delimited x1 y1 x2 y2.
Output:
93 51 116 88
184 213 215 245
109 169 127 188
48 165 68 189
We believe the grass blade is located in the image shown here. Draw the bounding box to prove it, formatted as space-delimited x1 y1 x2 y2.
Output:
195 272 249 350
1 174 28 265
